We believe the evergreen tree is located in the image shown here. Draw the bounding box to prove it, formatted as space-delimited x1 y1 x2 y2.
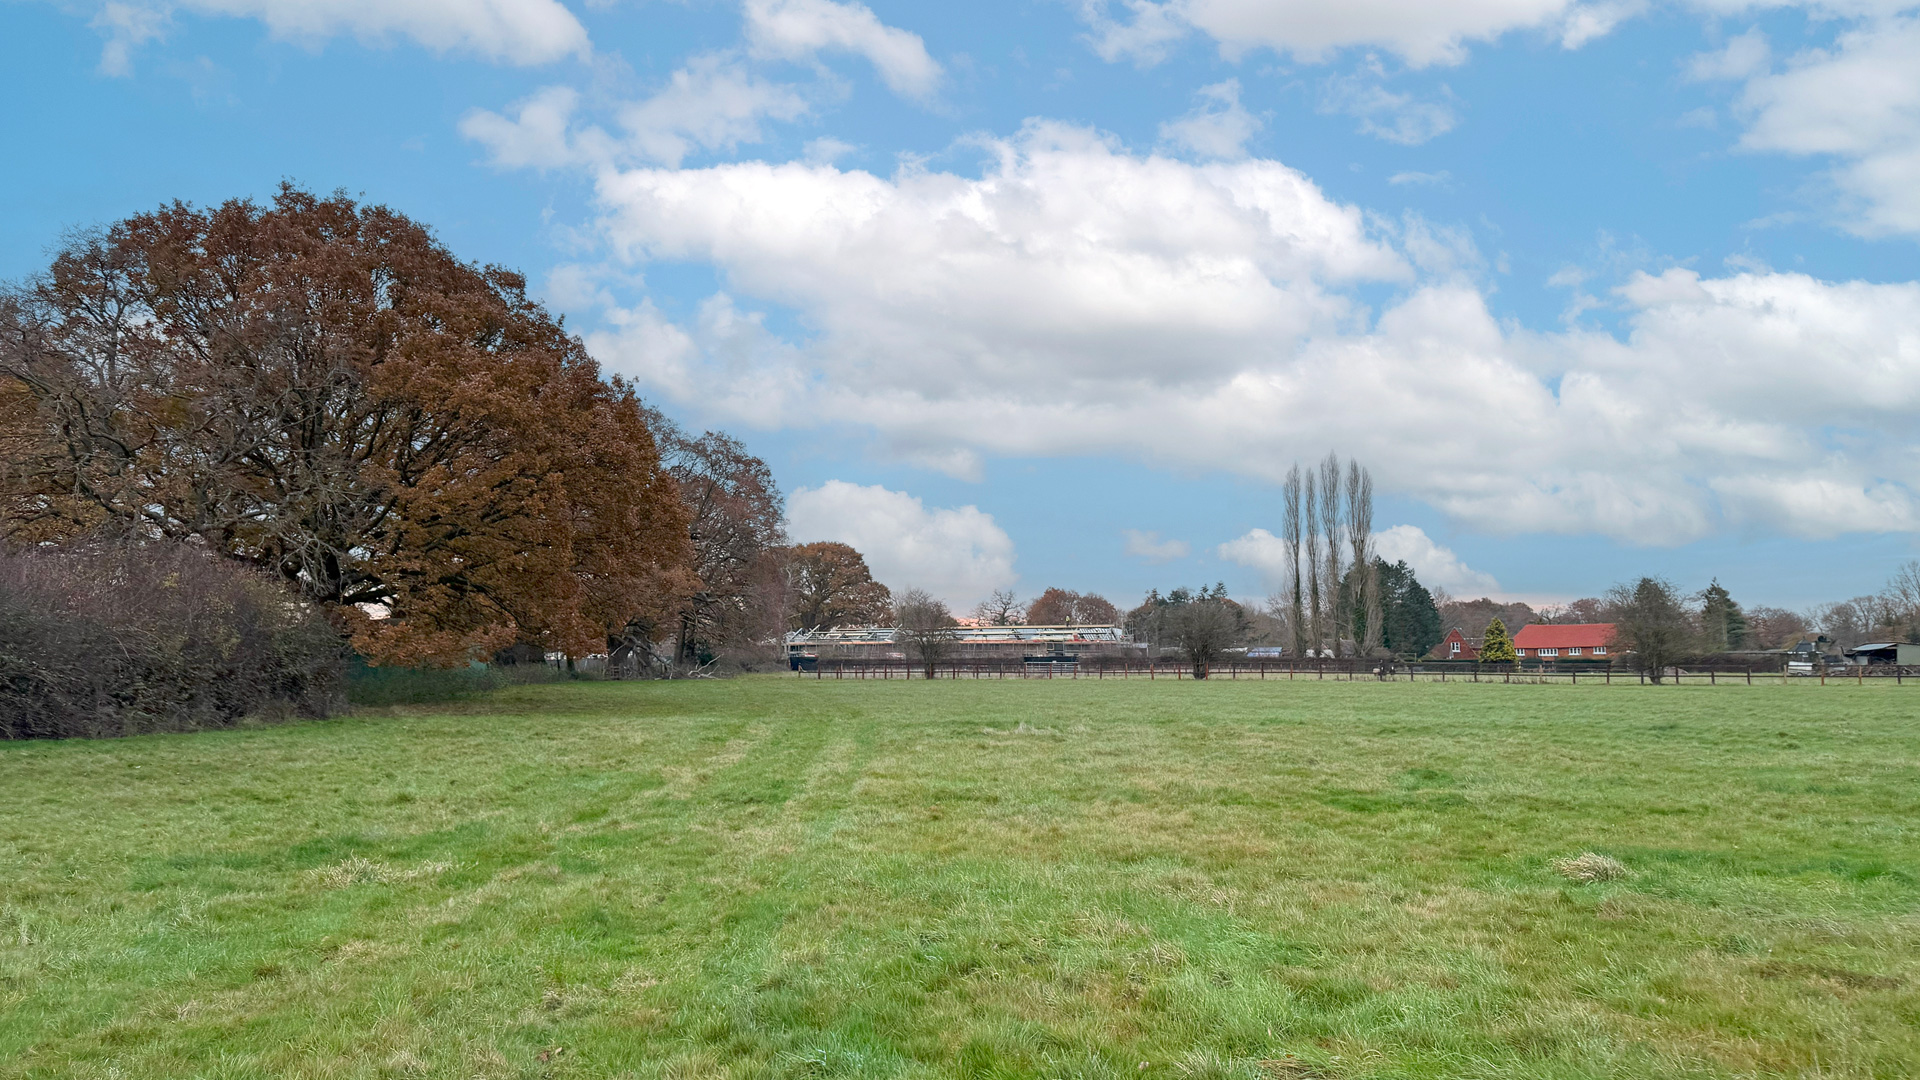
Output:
1479 617 1519 664
1353 559 1443 658
1698 579 1747 652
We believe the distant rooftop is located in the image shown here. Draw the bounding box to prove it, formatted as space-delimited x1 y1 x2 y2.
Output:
1512 623 1616 649
788 624 1129 646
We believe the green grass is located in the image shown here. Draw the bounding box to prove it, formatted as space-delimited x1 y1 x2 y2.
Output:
3 679 1919 1080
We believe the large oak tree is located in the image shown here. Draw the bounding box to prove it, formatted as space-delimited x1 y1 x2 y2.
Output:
786 542 891 629
644 407 788 663
0 186 693 665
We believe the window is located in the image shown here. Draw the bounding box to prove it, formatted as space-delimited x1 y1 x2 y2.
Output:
1517 649 1528 656
1540 648 1559 657
1568 648 1582 656
1449 642 1461 656
1593 646 1607 655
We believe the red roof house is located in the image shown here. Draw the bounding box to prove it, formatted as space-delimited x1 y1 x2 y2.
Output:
1432 627 1479 661
1512 623 1616 660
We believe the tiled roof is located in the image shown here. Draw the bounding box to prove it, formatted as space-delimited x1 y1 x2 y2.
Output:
1512 623 1616 649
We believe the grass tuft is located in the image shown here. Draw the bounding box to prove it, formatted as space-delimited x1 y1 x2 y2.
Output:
1553 852 1633 883
309 856 454 888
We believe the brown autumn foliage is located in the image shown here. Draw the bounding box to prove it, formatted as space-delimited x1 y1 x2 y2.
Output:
1025 587 1120 626
0 186 692 665
645 407 789 663
786 541 892 629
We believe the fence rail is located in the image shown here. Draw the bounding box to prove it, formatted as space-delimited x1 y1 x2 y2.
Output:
793 656 1920 684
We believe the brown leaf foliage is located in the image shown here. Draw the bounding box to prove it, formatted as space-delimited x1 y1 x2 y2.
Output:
645 407 788 660
786 541 891 630
0 186 693 665
1025 587 1119 626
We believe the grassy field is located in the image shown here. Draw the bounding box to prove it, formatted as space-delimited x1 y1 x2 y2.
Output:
3 679 1918 1080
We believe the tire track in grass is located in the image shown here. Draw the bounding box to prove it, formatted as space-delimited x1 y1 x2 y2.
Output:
638 708 896 1077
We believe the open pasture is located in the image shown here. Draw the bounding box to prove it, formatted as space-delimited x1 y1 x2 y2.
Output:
2 679 1917 1079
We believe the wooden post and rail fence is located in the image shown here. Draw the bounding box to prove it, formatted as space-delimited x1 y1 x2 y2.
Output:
791 656 1917 685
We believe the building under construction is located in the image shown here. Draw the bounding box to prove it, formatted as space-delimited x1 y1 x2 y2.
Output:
786 624 1136 669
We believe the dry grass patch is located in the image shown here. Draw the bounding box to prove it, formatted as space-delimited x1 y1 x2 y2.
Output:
1553 852 1632 883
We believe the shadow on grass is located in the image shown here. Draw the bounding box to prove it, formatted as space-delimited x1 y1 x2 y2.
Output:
345 660 512 706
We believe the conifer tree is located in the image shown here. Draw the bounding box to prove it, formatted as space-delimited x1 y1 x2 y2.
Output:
1479 617 1519 664
1699 579 1747 652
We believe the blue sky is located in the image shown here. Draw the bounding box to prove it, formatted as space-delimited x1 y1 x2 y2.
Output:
6 0 1920 613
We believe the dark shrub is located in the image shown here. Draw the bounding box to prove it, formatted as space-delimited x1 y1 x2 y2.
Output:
0 543 345 738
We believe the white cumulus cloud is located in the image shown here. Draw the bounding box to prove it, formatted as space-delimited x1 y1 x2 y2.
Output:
1319 70 1458 145
1079 0 1615 68
1159 79 1261 157
1216 528 1288 581
1686 26 1771 82
787 481 1017 606
616 55 810 166
744 0 942 98
1124 530 1192 562
1728 14 1920 235
1372 524 1502 596
92 2 168 75
1219 524 1503 598
83 0 589 72
459 85 585 169
556 121 1920 546
462 56 809 169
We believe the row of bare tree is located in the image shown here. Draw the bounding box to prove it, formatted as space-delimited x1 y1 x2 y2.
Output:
1276 453 1378 658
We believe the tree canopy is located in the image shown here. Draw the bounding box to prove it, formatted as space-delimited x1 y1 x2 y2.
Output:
971 588 1024 625
1608 577 1693 680
1370 559 1443 658
786 542 892 629
1127 584 1244 678
894 587 957 678
645 408 787 663
0 186 692 665
1697 579 1748 653
1025 587 1120 626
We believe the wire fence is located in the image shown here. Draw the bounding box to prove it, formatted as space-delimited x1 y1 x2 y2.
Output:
791 656 1920 685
